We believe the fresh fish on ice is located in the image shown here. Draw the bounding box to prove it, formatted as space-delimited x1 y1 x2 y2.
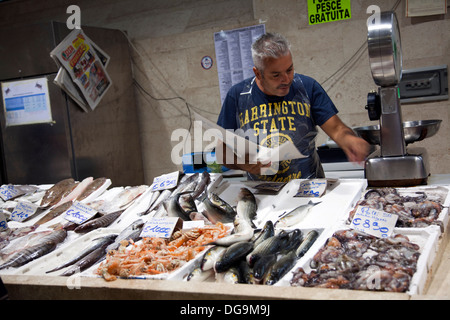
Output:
40 178 76 208
105 219 145 252
236 188 257 228
33 201 73 226
52 177 94 208
275 200 321 228
77 177 111 202
74 210 124 233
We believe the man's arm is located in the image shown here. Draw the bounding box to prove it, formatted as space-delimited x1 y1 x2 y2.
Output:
320 115 370 163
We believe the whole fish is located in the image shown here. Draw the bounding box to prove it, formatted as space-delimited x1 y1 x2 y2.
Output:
275 201 321 228
281 229 303 254
46 234 117 273
264 230 319 285
214 241 254 273
208 216 254 246
246 231 290 267
202 192 236 224
61 236 117 276
253 253 277 282
217 266 241 284
98 185 147 213
179 194 197 216
295 230 319 258
200 245 227 271
74 210 124 233
76 177 109 202
264 251 297 286
252 220 275 247
0 229 67 270
142 189 172 215
236 188 257 228
191 171 210 200
52 177 93 208
33 201 73 226
40 178 76 208
187 267 214 282
105 219 145 252
163 192 191 220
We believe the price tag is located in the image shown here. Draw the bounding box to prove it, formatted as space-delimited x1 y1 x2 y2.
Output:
140 217 182 239
63 201 97 224
150 171 179 191
11 201 39 222
0 211 8 231
350 206 398 238
0 184 22 201
295 179 328 197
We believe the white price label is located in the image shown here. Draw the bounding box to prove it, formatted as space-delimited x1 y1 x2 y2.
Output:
295 179 327 197
0 211 8 231
0 184 22 201
350 206 398 238
140 217 182 239
63 201 97 224
151 171 179 191
11 201 39 222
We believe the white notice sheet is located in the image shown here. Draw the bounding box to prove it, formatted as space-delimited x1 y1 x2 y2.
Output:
214 24 265 104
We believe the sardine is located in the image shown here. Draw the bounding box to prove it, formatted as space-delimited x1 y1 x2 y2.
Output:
202 192 236 224
76 177 109 202
253 253 277 282
214 241 254 273
295 230 319 258
236 188 257 228
246 231 289 267
46 234 117 273
0 229 67 270
40 178 76 208
61 236 117 276
33 201 73 226
74 210 124 233
105 219 145 252
252 220 275 247
275 201 321 228
200 245 226 271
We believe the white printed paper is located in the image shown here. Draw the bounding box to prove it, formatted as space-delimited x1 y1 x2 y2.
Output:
151 171 179 191
214 24 265 104
63 200 98 224
1 77 53 126
140 217 182 239
11 201 39 222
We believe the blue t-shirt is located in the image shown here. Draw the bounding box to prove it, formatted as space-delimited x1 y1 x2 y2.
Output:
217 73 338 182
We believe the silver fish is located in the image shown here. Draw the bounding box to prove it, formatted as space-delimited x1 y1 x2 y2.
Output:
275 201 321 228
214 241 254 273
236 188 257 228
246 231 289 267
187 267 214 282
0 229 67 270
201 245 226 271
46 234 117 273
191 171 210 200
106 219 145 253
295 230 319 258
264 251 297 286
61 237 116 276
143 189 172 215
209 217 254 246
74 210 123 233
202 192 236 224
217 266 241 284
163 191 191 220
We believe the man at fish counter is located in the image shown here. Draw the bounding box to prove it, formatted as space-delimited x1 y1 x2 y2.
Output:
216 32 369 182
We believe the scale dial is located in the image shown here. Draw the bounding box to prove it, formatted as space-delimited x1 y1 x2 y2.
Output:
367 11 402 87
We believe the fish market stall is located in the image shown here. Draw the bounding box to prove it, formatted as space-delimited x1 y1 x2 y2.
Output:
1 173 450 300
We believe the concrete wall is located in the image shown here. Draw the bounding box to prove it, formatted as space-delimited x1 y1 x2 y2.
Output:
1 0 448 183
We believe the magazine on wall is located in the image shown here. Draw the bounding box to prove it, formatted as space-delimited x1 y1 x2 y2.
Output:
50 29 112 111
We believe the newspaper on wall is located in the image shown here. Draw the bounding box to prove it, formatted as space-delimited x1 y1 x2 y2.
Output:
50 29 112 111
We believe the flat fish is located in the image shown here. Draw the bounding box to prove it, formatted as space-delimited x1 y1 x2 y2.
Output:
33 201 73 226
76 177 109 202
99 185 147 213
40 178 75 208
0 229 67 270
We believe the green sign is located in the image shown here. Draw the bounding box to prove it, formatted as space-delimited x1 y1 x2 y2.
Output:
307 0 351 25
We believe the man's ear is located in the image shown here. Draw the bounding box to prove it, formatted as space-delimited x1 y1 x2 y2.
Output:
253 66 262 79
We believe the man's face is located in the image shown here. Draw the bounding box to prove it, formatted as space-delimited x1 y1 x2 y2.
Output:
254 52 294 97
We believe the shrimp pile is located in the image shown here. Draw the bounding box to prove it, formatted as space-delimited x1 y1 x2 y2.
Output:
348 188 444 228
290 229 420 292
96 223 229 281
